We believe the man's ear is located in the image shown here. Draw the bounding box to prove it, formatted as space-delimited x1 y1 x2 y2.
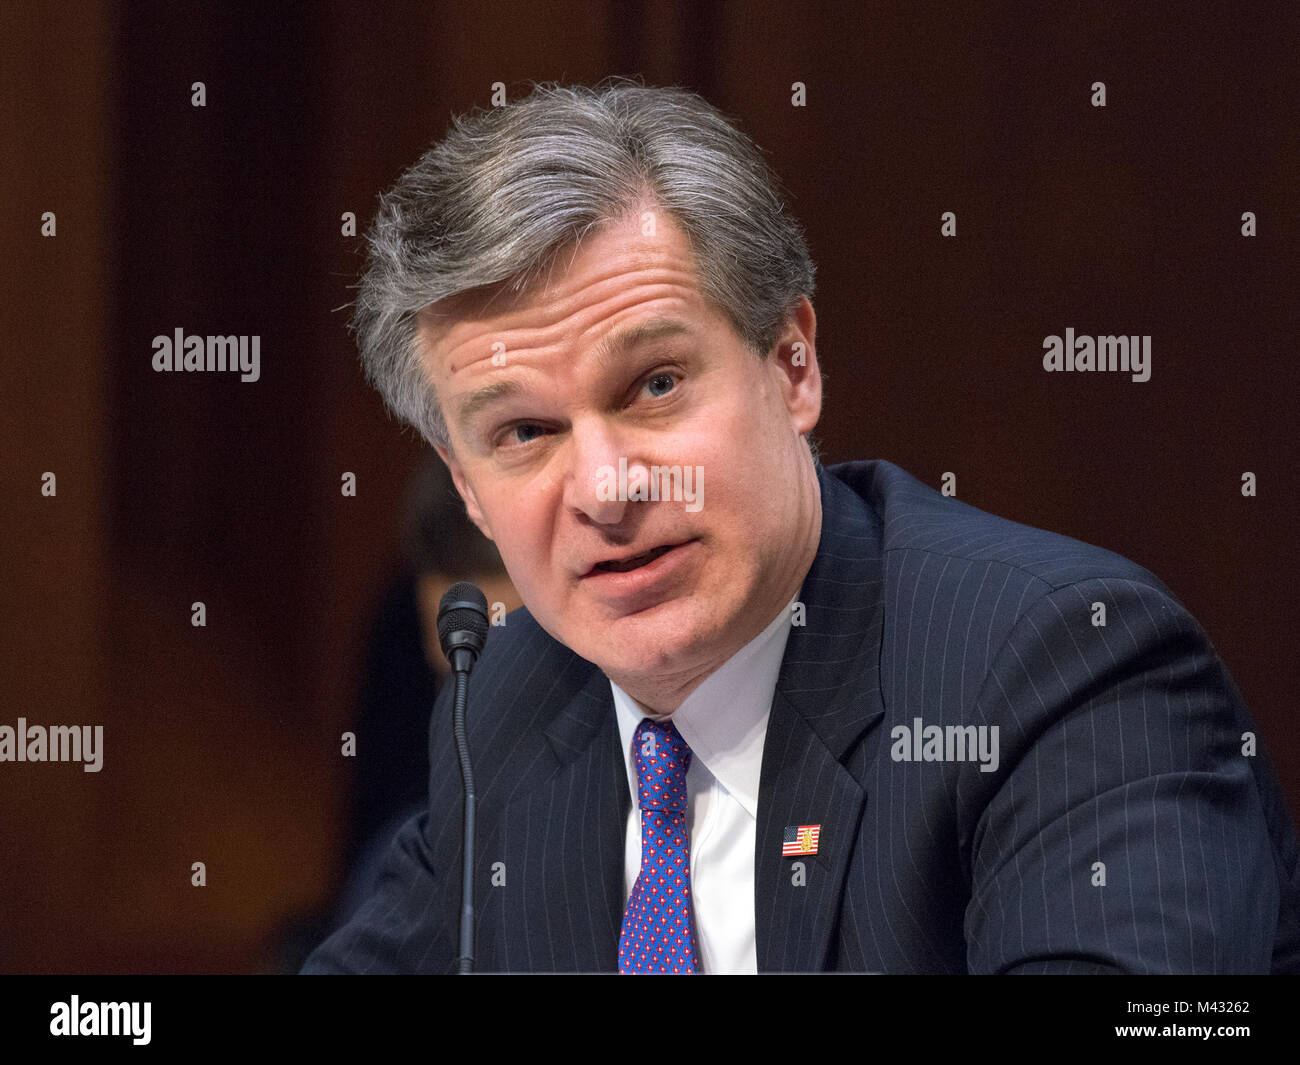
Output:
435 444 494 542
768 296 821 437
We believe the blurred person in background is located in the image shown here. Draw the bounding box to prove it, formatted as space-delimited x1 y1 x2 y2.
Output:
272 454 518 970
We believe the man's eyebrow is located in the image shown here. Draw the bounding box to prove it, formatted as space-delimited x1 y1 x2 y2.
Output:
595 315 696 361
454 380 522 438
452 318 696 438
594 317 695 366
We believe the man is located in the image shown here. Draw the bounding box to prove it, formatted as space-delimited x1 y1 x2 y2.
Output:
304 80 1300 973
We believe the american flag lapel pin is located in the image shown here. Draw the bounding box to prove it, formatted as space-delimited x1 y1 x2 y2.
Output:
782 824 820 856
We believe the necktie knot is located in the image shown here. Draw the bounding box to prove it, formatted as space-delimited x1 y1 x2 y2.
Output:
632 718 691 812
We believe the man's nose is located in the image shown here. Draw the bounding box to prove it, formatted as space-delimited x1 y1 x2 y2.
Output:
562 417 639 526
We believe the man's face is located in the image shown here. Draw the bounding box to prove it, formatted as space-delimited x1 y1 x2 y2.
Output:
422 208 822 707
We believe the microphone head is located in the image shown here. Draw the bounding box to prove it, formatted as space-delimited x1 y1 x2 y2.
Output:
437 581 490 664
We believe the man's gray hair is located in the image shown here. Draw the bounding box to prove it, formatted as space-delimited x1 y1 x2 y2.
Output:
352 78 816 450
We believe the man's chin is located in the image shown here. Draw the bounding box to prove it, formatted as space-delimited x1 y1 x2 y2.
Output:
566 599 695 668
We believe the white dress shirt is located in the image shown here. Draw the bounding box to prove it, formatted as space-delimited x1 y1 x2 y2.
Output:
611 596 795 974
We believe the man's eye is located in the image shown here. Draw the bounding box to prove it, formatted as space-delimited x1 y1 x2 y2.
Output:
499 423 546 449
643 372 678 398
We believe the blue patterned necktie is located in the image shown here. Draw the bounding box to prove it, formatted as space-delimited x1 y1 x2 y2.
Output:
618 717 700 973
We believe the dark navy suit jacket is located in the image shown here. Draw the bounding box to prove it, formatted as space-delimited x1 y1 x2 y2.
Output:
304 459 1300 973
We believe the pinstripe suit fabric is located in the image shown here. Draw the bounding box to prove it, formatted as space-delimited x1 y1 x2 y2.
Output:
304 459 1300 973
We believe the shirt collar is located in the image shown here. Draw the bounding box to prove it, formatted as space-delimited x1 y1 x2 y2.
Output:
611 596 796 820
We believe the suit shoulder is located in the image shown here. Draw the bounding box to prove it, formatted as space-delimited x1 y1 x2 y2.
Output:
464 603 593 698
444 603 604 758
826 458 1176 600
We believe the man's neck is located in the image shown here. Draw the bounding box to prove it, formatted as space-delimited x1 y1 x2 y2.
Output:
614 568 817 715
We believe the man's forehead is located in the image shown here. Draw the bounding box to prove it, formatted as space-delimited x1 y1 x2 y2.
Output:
416 212 703 372
416 279 527 351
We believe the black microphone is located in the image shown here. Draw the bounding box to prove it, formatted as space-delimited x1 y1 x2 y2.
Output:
436 582 489 975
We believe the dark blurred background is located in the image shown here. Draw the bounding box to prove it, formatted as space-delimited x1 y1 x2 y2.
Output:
2 0 1296 972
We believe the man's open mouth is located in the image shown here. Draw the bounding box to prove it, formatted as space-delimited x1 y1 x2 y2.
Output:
591 544 678 574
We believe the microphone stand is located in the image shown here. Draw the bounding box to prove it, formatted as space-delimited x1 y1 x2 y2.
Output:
450 651 475 975
438 582 488 975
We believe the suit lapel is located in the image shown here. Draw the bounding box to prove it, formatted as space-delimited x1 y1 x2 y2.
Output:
754 461 887 971
488 661 629 971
